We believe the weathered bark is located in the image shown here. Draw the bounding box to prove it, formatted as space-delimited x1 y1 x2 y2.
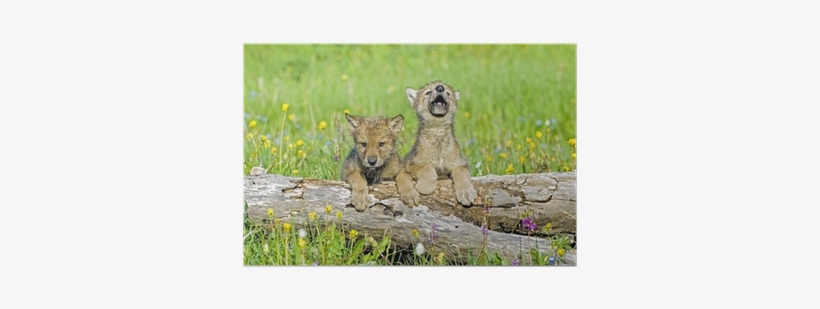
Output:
244 172 577 265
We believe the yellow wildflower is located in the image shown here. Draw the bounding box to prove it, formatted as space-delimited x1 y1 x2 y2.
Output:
412 229 419 238
344 109 350 115
296 140 304 147
516 144 522 150
463 112 470 118
270 147 276 154
505 164 514 174
526 137 533 143
318 121 328 130
308 211 317 221
281 103 289 112
297 150 304 157
288 114 295 121
341 74 348 81
572 152 577 160
324 205 333 214
519 156 526 163
263 140 271 149
498 153 507 159
283 222 291 232
267 208 274 218
249 120 257 129
535 131 543 139
562 165 570 172
348 229 359 239
485 155 493 162
292 169 299 175
298 238 307 248
437 252 445 264
546 222 552 230
568 138 576 147
246 133 253 140
529 141 536 149
260 135 267 142
336 211 343 220
557 248 565 257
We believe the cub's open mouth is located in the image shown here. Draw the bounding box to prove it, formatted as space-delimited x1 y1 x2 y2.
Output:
430 95 448 107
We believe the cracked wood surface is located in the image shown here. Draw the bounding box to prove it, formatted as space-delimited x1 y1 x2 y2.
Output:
244 172 576 265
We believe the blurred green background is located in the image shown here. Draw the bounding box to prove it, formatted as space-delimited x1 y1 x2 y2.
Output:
243 45 576 179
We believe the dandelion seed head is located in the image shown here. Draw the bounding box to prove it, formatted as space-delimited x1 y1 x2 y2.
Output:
298 228 307 238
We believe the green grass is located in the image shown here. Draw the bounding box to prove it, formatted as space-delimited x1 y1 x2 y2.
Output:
243 44 576 265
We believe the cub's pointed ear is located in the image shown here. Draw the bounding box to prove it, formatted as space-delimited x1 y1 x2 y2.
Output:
455 91 460 101
345 114 360 132
389 114 404 134
406 88 417 107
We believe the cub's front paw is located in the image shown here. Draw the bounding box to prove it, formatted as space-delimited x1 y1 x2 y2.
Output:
351 189 370 212
400 187 421 208
455 185 477 207
415 180 437 195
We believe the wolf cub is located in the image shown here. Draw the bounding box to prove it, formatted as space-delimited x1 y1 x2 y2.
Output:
341 114 404 211
396 81 477 208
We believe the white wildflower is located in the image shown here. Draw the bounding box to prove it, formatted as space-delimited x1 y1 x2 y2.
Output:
414 242 425 255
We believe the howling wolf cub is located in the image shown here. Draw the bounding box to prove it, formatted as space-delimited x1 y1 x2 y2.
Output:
396 81 477 208
341 114 405 211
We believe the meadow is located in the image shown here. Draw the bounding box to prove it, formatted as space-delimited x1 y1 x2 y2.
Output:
243 45 576 265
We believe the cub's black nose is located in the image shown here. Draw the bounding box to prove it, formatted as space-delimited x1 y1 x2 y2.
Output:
435 85 445 92
367 157 377 166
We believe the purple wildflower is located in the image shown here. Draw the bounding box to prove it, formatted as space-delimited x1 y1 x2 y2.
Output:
522 217 537 232
481 225 488 236
333 154 339 162
312 261 320 266
484 206 490 213
548 256 556 265
431 224 439 238
512 259 519 266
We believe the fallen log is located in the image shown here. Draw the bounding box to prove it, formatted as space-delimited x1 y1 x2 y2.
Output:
244 172 577 265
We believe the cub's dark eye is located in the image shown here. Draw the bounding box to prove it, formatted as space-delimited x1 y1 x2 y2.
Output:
360 143 367 147
378 142 386 147
425 91 432 95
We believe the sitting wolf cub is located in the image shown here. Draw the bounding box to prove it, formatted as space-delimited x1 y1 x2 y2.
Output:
396 81 477 208
341 114 405 211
